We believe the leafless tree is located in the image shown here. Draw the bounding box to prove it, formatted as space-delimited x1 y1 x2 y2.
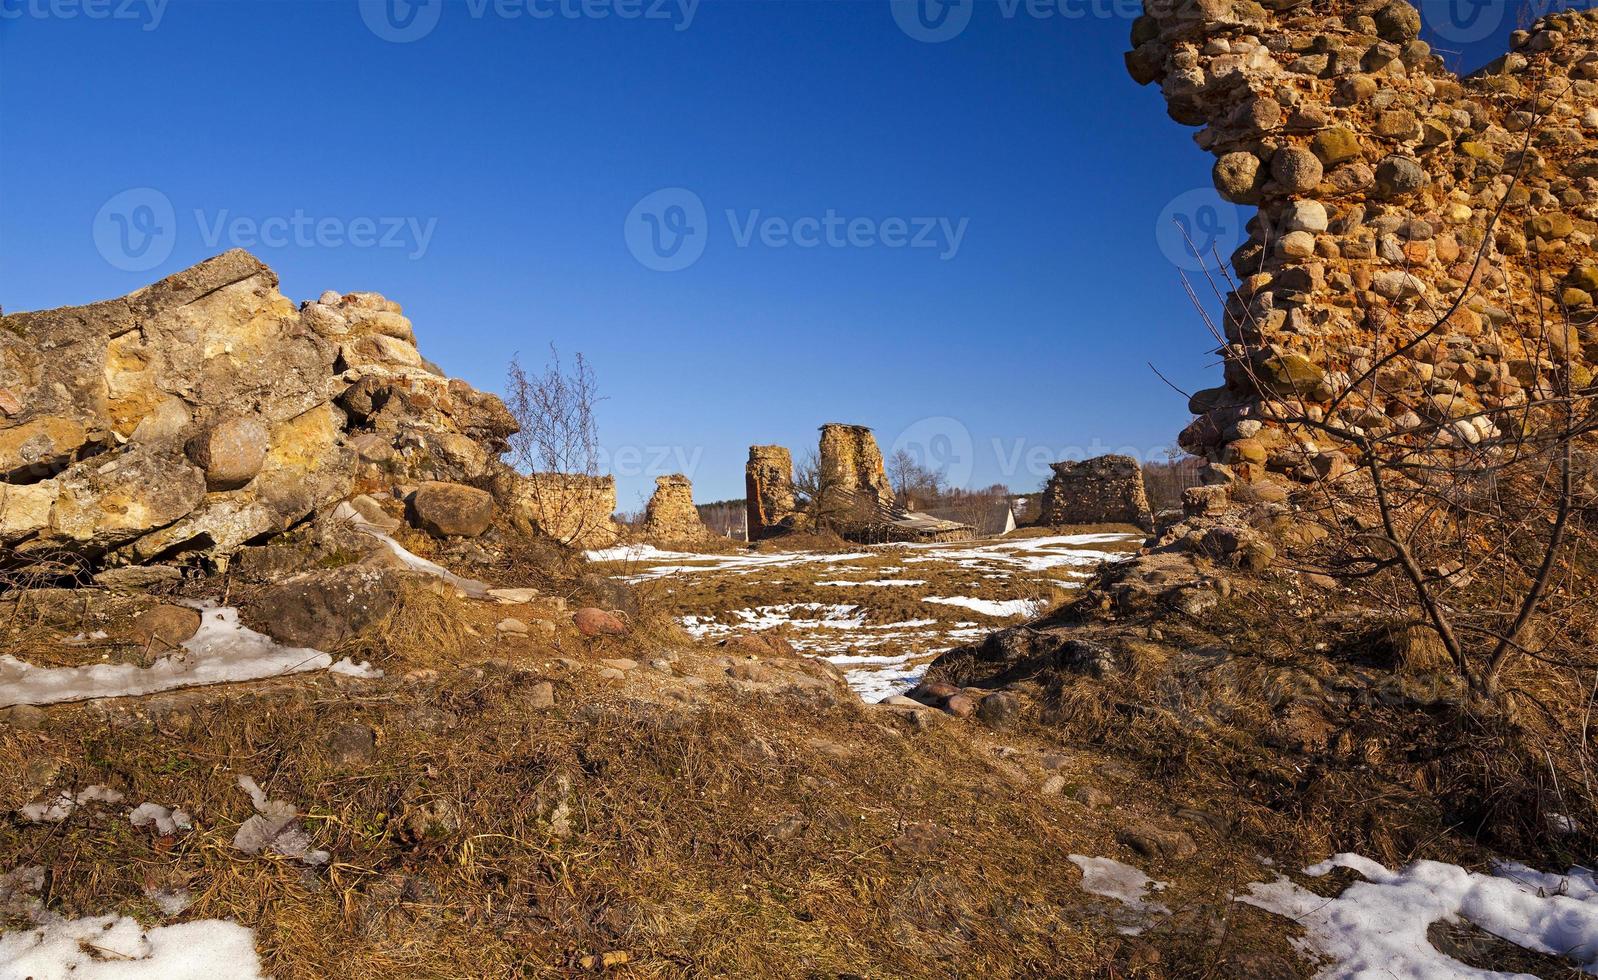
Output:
887 448 944 509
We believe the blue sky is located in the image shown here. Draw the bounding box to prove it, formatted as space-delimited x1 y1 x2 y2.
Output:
0 0 1533 507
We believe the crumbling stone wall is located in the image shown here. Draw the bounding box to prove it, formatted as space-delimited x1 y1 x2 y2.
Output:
518 473 618 549
1128 1 1598 484
0 249 516 564
643 473 710 542
818 423 896 511
745 445 796 540
1037 454 1155 531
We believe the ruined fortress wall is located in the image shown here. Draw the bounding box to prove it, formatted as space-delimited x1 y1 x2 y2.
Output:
1128 1 1598 484
1037 454 1155 531
643 473 710 541
518 473 618 549
745 445 796 540
818 423 896 511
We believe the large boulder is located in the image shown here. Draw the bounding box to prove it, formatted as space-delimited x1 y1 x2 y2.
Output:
410 481 495 538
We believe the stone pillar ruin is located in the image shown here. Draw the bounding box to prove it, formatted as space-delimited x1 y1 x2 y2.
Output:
643 473 710 542
1127 1 1598 485
745 445 796 540
817 423 896 512
1037 455 1155 531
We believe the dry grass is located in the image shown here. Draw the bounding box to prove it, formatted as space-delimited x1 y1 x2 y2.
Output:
0 644 1311 979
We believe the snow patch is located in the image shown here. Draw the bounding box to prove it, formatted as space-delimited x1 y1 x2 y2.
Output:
923 596 1044 618
232 776 329 866
0 605 377 707
1238 853 1598 978
129 802 192 836
1069 855 1170 934
0 915 263 980
18 786 123 823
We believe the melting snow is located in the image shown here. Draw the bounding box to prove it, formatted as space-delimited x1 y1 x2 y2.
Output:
232 775 330 866
1238 853 1598 978
816 579 928 587
0 915 264 980
129 802 193 836
0 605 378 707
923 596 1045 618
18 785 123 824
1069 855 1171 934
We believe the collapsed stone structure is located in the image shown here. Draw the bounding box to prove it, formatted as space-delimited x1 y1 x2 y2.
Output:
0 250 516 568
1037 455 1155 531
745 445 797 541
1128 1 1598 485
642 473 711 542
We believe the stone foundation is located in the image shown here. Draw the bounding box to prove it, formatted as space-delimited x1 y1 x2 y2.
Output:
1036 455 1154 531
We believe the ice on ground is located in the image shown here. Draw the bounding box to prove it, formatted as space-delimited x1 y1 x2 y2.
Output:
0 914 263 980
680 603 867 639
816 579 928 587
1069 855 1170 934
143 886 193 916
129 802 192 836
844 661 928 702
232 776 329 866
18 785 124 823
923 596 1045 618
896 533 1139 573
1238 853 1598 978
0 605 377 707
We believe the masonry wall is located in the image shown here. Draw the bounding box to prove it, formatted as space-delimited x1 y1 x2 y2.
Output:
745 445 796 540
1037 454 1154 531
1128 1 1598 484
518 473 618 549
643 473 710 542
817 423 896 512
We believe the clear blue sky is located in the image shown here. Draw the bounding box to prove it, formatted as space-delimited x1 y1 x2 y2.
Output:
0 0 1526 508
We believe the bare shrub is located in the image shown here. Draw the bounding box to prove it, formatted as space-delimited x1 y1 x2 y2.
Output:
503 347 610 548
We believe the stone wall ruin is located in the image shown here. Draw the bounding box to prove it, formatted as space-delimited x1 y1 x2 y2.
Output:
518 473 619 550
643 473 711 542
1127 1 1598 485
745 445 797 540
1036 454 1156 531
817 423 897 512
